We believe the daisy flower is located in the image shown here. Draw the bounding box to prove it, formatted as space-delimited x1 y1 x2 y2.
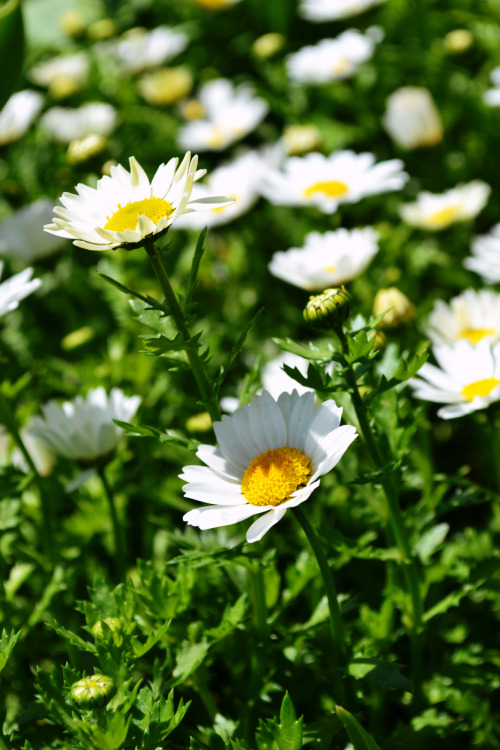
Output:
0 90 44 146
40 102 118 145
464 224 500 284
28 52 90 89
425 289 500 346
269 227 379 291
299 0 385 22
261 150 407 214
483 68 500 107
178 79 269 152
409 339 500 419
287 28 381 85
181 390 357 543
399 181 491 231
44 152 233 251
0 262 41 317
29 387 140 462
109 26 188 76
383 87 443 150
0 199 67 262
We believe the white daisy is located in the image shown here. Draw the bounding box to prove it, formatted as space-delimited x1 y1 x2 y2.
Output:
0 425 55 477
109 26 188 76
261 150 407 214
181 390 357 543
178 79 269 152
409 339 500 419
0 199 67 262
483 67 500 107
299 0 385 22
44 153 233 251
29 387 140 462
40 102 118 145
465 224 500 284
0 262 41 317
269 227 379 291
425 289 500 346
287 28 380 85
383 87 443 150
28 52 90 89
0 90 44 146
262 352 320 398
399 181 491 231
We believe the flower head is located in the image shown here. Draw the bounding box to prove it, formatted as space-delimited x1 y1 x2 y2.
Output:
181 390 357 542
0 199 67 262
383 87 443 150
304 287 353 329
44 153 233 251
0 262 41 317
465 224 500 284
299 0 385 22
40 102 118 145
399 181 490 231
108 26 189 76
425 289 500 346
28 52 90 95
0 90 43 146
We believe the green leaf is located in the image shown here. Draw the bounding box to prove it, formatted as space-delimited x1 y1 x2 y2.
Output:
335 706 382 750
349 659 411 692
257 693 303 750
132 687 190 747
393 348 428 382
171 640 210 685
142 331 200 356
214 308 264 395
98 273 167 312
273 337 334 361
130 620 170 658
345 329 378 364
0 629 21 675
206 595 248 641
0 0 24 110
183 227 207 311
350 460 402 485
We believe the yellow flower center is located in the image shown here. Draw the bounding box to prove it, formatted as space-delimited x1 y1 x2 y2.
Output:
331 58 351 75
207 126 227 148
323 264 336 274
104 197 173 232
303 180 349 200
461 377 500 402
459 328 497 345
428 205 460 228
241 446 312 507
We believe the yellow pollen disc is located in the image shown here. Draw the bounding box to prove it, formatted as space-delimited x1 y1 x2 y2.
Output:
331 58 351 75
324 264 336 274
461 377 500 402
428 205 460 228
207 126 227 148
241 446 312 507
459 327 497 345
104 197 173 232
211 194 238 214
303 180 349 200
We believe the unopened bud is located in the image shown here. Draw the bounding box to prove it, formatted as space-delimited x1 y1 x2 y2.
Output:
67 134 108 164
373 287 415 327
87 18 117 42
303 287 352 330
48 75 83 100
283 124 322 156
186 411 213 433
92 618 123 646
444 29 473 55
138 67 193 106
70 674 115 708
251 33 285 60
58 10 86 38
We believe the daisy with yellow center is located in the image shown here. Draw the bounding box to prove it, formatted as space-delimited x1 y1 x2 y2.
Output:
425 289 500 347
399 181 490 232
43 153 234 251
181 390 357 542
409 339 500 419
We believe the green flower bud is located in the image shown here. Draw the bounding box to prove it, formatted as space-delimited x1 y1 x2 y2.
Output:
303 287 352 330
91 618 123 646
70 674 115 709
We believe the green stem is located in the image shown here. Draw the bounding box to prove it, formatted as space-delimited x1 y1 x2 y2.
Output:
145 241 221 424
97 465 126 582
193 669 217 723
294 505 352 706
250 563 268 639
486 411 500 528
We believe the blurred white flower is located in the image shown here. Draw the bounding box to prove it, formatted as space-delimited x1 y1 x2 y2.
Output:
181 390 357 542
299 0 385 22
399 181 490 231
110 25 188 75
28 52 90 89
383 87 443 149
0 426 55 476
425 289 500 346
0 90 44 146
465 224 500 283
44 153 233 251
287 28 381 84
0 199 67 262
0 262 41 317
261 150 407 214
29 387 141 462
483 67 500 106
409 340 500 419
269 227 379 290
178 79 269 151
40 102 118 144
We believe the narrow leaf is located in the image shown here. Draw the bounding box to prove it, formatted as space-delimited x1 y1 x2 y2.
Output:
335 706 382 750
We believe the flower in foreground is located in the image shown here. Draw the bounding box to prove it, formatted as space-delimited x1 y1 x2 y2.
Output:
399 181 490 231
0 90 44 146
383 87 443 150
425 289 500 346
261 151 407 214
0 199 67 262
44 152 233 251
464 224 500 284
299 0 385 22
269 227 379 291
0 262 41 317
409 339 500 419
181 390 357 542
29 387 140 462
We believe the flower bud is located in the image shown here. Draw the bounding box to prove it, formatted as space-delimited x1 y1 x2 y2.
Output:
138 67 193 106
283 124 322 156
444 29 473 55
186 411 213 433
67 134 108 164
303 287 352 330
373 287 415 327
70 674 115 709
383 87 443 150
251 33 285 60
48 75 83 100
91 618 123 646
87 18 117 42
58 10 86 38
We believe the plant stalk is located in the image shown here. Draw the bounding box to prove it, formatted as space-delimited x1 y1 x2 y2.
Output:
97 465 126 581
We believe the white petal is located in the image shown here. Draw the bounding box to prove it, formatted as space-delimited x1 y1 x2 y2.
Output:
246 507 287 542
183 503 265 530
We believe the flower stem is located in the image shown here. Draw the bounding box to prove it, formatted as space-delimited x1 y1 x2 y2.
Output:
97 465 126 581
145 240 221 425
250 562 268 639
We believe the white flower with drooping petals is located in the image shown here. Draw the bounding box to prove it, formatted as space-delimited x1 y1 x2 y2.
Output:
0 90 44 146
181 390 357 543
29 387 141 462
484 68 500 107
425 289 500 346
110 26 188 76
269 227 379 291
0 199 68 262
383 87 444 149
399 181 491 231
178 79 269 152
40 102 118 144
299 0 385 22
287 28 381 85
0 425 55 477
0 262 41 317
44 153 233 251
409 340 500 419
28 52 90 88
465 224 500 283
261 150 407 214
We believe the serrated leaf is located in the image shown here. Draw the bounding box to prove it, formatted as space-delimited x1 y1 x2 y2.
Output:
335 706 382 750
45 623 97 655
99 273 166 312
393 349 428 382
349 659 411 692
132 686 190 747
130 620 170 658
142 331 193 355
171 640 210 684
257 693 303 750
206 595 248 641
344 329 377 364
0 629 21 674
350 460 402 485
0 0 24 110
273 337 333 361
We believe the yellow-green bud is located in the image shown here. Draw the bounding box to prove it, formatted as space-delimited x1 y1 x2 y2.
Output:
58 9 86 38
87 18 117 42
67 134 108 165
303 287 352 330
138 67 193 106
91 617 123 646
186 411 213 433
444 29 474 55
373 287 415 328
251 33 285 60
283 124 322 156
70 674 115 709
